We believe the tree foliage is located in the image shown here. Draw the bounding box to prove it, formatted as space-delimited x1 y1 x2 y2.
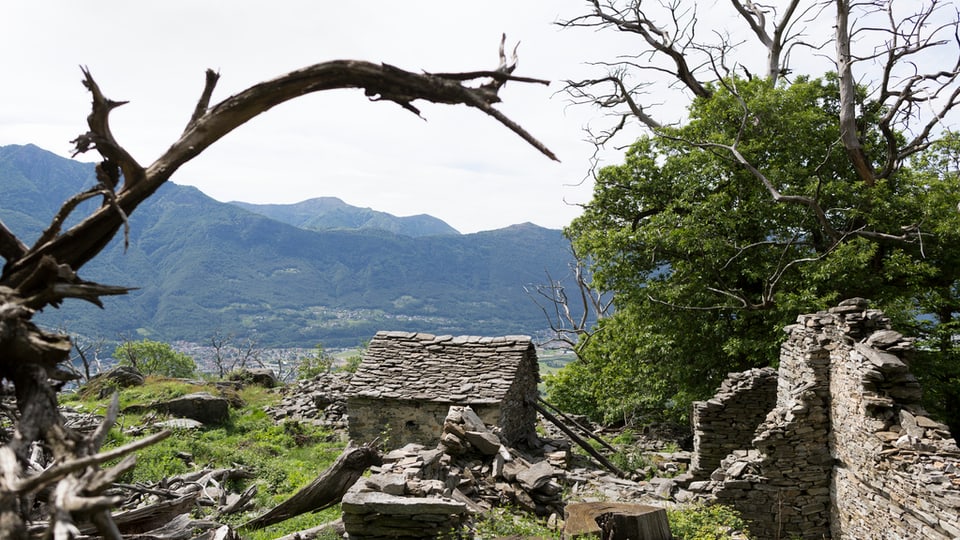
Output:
549 0 960 428
296 343 334 380
115 339 197 378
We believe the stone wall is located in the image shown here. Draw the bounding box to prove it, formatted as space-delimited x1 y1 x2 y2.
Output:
347 397 504 448
690 299 960 539
689 367 777 480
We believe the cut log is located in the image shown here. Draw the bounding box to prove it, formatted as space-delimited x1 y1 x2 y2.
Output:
564 502 672 540
243 441 381 530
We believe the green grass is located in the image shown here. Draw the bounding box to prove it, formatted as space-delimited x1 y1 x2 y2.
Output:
62 378 751 540
242 506 343 540
62 377 347 535
472 506 562 539
667 503 752 540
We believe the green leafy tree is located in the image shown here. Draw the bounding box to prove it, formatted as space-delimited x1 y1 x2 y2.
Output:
549 79 960 426
114 339 197 378
339 341 368 373
549 0 960 430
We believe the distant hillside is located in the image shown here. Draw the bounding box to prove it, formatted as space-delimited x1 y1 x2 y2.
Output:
231 198 460 237
0 144 577 348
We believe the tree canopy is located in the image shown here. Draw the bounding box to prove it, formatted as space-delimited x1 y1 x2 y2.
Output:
547 1 960 429
115 339 196 378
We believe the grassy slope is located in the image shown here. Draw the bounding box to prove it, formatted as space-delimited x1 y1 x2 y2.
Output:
63 378 346 539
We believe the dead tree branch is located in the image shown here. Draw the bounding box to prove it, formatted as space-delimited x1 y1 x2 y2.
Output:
243 442 381 530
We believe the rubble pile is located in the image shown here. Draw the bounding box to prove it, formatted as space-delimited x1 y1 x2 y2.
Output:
264 371 353 430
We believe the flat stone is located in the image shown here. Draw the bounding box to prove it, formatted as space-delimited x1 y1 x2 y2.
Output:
154 418 204 430
517 461 557 492
464 430 502 456
866 330 904 349
341 490 467 516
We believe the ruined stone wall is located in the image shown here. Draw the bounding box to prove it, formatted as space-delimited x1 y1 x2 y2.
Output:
824 303 960 539
689 367 778 480
498 345 539 445
691 299 960 539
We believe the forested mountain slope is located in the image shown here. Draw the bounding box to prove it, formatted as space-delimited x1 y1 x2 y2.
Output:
0 144 574 347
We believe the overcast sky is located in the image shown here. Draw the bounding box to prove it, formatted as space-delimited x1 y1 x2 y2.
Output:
0 2 650 234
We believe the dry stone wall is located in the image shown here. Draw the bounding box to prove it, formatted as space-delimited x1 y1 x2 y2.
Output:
690 298 960 539
689 367 777 480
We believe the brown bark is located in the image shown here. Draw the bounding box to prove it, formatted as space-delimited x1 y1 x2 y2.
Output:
564 502 672 540
835 0 876 186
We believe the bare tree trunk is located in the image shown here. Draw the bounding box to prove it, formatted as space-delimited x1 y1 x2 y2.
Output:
835 0 875 185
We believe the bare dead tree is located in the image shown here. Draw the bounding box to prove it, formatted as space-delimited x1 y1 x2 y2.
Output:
561 0 960 308
561 0 826 133
563 0 958 183
69 334 106 382
526 245 612 360
236 337 263 371
209 330 231 379
0 38 555 539
209 332 264 377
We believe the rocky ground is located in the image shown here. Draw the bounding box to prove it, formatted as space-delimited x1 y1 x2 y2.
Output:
5 368 710 539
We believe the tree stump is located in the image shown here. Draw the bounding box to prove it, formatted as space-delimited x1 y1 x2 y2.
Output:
563 502 672 540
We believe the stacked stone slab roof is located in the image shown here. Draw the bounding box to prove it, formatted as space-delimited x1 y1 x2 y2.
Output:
348 331 536 403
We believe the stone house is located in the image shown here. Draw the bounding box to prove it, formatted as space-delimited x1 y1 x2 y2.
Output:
346 331 540 447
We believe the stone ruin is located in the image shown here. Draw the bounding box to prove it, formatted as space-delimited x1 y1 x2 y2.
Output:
345 332 540 448
689 298 960 539
341 405 565 539
264 304 960 538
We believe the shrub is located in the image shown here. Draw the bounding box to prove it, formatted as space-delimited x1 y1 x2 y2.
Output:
667 503 751 540
297 343 333 379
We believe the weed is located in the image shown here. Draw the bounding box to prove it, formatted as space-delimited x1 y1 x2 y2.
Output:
667 503 752 540
471 506 561 539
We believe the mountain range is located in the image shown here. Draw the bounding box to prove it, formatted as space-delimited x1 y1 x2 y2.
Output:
0 144 576 348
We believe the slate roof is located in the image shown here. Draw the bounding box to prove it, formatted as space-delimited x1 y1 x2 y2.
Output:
347 331 536 403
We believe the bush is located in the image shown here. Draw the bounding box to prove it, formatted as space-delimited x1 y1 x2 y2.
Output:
297 343 333 379
667 503 751 540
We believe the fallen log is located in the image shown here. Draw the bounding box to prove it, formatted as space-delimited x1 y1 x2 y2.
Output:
76 492 199 535
532 400 626 478
538 397 616 453
243 441 381 530
273 519 344 540
217 483 258 516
